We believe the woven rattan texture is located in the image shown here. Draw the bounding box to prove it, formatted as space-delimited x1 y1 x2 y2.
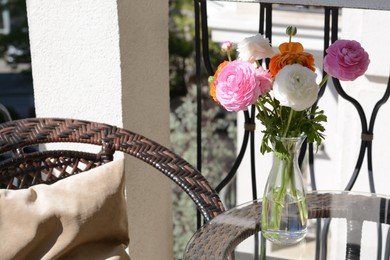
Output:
0 118 224 222
0 150 105 189
184 193 390 259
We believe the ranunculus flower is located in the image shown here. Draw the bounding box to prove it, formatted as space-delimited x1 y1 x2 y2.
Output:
255 67 273 96
209 61 229 102
323 39 370 81
269 42 315 77
237 34 274 63
216 60 262 112
273 64 319 111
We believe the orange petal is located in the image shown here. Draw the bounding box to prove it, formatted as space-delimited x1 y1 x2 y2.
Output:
209 61 229 103
210 82 219 102
278 42 304 53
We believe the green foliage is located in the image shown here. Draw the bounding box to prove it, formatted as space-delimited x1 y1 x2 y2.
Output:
169 1 238 258
256 93 327 156
170 86 236 259
168 0 226 98
168 0 194 97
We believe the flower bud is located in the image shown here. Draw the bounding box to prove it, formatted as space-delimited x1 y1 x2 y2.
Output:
221 41 233 52
286 26 297 37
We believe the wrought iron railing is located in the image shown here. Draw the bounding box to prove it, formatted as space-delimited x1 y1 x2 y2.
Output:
194 0 390 259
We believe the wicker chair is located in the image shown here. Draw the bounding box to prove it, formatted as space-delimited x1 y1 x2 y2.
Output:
0 117 225 222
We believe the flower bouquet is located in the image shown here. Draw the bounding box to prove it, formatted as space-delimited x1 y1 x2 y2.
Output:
209 27 369 244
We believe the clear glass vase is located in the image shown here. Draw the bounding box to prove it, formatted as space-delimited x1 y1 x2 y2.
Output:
261 136 308 245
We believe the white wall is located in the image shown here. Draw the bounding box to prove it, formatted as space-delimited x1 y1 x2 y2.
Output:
26 0 172 259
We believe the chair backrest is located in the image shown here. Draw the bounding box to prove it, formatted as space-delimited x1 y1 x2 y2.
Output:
0 117 225 222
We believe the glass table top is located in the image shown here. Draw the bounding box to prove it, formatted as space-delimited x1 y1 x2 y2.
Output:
183 191 390 259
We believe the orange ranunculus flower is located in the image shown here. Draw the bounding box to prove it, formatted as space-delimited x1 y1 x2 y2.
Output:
210 61 229 102
270 52 315 76
269 42 315 77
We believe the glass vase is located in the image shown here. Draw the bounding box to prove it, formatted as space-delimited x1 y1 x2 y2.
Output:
261 136 308 245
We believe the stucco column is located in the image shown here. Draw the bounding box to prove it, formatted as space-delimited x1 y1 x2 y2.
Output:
26 0 172 259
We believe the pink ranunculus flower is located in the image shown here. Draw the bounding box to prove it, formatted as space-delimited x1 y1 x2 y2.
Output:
255 67 273 96
216 60 262 112
323 39 370 81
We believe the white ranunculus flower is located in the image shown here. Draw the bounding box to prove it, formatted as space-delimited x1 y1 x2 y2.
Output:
273 64 319 111
237 34 274 63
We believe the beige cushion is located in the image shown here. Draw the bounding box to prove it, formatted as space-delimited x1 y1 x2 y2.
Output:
0 159 130 260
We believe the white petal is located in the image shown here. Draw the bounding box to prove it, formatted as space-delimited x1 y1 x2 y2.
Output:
273 64 319 111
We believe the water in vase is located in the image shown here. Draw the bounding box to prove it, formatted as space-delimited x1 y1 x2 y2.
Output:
262 193 307 245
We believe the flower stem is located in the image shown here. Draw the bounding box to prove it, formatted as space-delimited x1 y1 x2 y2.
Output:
319 74 329 88
257 100 269 115
227 52 232 62
271 161 288 228
289 162 306 225
283 109 294 137
271 158 291 229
